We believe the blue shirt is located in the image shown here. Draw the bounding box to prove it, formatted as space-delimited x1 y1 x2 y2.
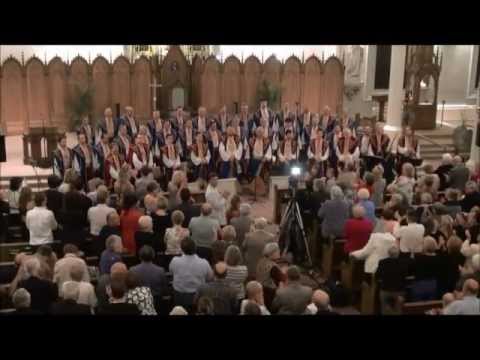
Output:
359 199 376 225
169 254 213 293
99 249 122 275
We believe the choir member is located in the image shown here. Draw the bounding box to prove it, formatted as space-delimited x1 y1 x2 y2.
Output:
194 106 208 134
239 103 256 139
115 123 132 159
53 133 73 179
95 132 112 180
320 106 337 135
138 125 152 150
162 133 182 181
147 110 163 144
309 113 321 140
253 99 275 128
130 134 153 173
121 106 139 138
358 126 372 175
277 129 299 175
207 121 222 173
217 105 230 133
97 107 118 142
280 116 297 140
278 102 292 132
336 128 359 168
370 122 390 158
172 106 185 132
307 127 329 177
104 142 125 189
230 115 245 141
73 132 98 189
219 127 243 179
247 127 272 182
178 118 195 160
396 125 420 172
298 109 313 162
190 132 211 182
328 124 343 173
78 115 95 146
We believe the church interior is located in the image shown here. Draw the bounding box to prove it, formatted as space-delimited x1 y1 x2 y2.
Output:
0 44 479 316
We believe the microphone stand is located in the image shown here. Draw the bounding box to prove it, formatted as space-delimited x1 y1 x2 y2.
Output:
30 159 41 191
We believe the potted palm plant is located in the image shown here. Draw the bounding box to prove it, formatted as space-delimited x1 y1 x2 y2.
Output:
68 84 95 131
256 80 281 111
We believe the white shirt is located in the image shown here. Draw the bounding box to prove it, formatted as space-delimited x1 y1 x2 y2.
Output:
26 206 57 245
205 184 227 226
77 281 98 308
394 223 425 254
350 232 397 273
87 204 116 236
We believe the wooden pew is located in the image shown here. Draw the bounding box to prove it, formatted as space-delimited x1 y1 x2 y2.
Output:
321 238 346 279
340 258 365 292
360 275 377 315
402 300 443 315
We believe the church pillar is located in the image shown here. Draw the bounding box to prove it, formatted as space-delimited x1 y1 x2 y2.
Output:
385 45 407 132
469 89 480 164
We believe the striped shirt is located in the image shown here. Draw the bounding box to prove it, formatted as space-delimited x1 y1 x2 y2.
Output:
226 265 248 300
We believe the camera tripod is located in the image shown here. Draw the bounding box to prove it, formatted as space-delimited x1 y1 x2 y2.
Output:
279 184 313 268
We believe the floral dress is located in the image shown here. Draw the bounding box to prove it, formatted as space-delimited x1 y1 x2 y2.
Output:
126 286 157 315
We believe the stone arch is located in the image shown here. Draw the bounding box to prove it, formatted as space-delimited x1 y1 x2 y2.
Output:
1 58 27 134
281 56 302 109
112 56 131 114
132 56 152 122
222 55 241 113
303 55 322 113
92 56 112 122
47 57 68 130
25 57 49 128
243 55 262 109
200 56 221 113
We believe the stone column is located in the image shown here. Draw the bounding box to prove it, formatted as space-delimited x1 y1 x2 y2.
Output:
469 88 480 164
385 45 407 132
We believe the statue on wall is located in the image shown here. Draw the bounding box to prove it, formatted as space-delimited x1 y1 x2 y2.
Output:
344 45 364 83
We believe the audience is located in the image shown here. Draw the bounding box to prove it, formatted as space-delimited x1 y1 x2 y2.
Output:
307 289 338 315
53 244 90 290
99 235 124 275
96 262 128 308
120 191 143 254
271 266 312 315
189 203 220 264
97 212 121 256
195 296 215 315
461 181 480 213
45 174 64 221
344 205 374 254
87 186 116 243
164 210 190 255
443 279 480 315
49 281 92 315
134 215 156 253
212 225 236 264
70 262 97 308
173 188 201 227
243 217 275 277
97 276 141 315
225 245 248 300
357 188 376 225
226 194 241 224
240 281 270 315
151 196 171 252
318 185 351 240
10 288 40 315
26 192 57 246
394 208 425 255
450 155 470 192
125 271 157 315
230 203 253 248
350 229 397 274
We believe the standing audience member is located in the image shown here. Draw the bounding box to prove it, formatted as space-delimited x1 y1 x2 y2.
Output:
189 203 220 264
120 191 142 254
195 262 238 315
394 208 425 255
461 181 480 213
443 279 480 315
99 235 124 275
318 185 351 240
243 217 275 277
212 225 236 264
173 188 201 227
230 203 253 248
435 153 454 191
53 244 90 290
371 165 386 208
226 194 241 224
125 271 157 315
26 192 57 246
350 231 397 274
134 215 156 253
271 266 312 315
225 245 248 300
97 276 141 315
45 174 64 221
169 237 213 313
164 210 190 255
357 188 376 225
151 196 171 252
96 262 128 308
449 156 470 192
205 173 229 226
97 212 121 256
49 281 92 315
240 281 271 315
307 289 339 315
10 288 41 315
195 297 215 315
87 186 116 242
69 262 97 308
256 242 287 310
344 205 374 254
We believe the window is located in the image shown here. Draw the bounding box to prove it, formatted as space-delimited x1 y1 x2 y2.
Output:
374 45 392 90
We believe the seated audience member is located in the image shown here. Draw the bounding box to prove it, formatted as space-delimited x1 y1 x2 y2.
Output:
189 203 221 264
17 258 58 314
444 188 462 218
134 215 156 254
130 245 167 307
87 186 116 241
230 203 253 248
212 225 236 264
173 188 201 227
54 244 90 290
45 174 63 221
164 210 190 255
195 262 237 315
394 208 425 255
169 237 213 313
244 217 275 277
10 288 41 315
226 194 241 224
350 230 397 274
120 191 142 254
344 205 374 254
443 279 480 315
26 192 58 246
240 281 270 315
450 155 470 192
97 212 121 256
70 262 97 308
96 262 128 308
97 276 141 315
271 265 312 315
151 196 171 252
307 289 339 315
225 245 248 300
243 302 262 315
125 271 157 315
318 185 351 240
357 188 376 225
196 296 215 315
461 181 480 213
50 281 92 315
376 246 409 315
410 237 442 301
99 235 124 275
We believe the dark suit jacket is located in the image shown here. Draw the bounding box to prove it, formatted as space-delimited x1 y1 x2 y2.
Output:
195 280 238 315
376 257 410 292
45 189 63 220
173 202 201 228
18 277 58 314
449 164 470 191
8 308 42 315
50 300 92 315
272 282 313 315
96 303 141 315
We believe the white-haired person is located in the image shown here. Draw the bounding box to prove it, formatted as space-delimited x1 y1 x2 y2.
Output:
49 281 92 315
11 288 40 315
99 235 124 275
344 205 374 255
134 215 157 256
317 185 351 241
443 279 480 315
394 162 416 205
357 188 376 225
225 245 248 300
450 155 470 193
371 165 386 208
240 281 271 315
461 181 480 213
306 289 339 315
211 225 237 264
230 203 253 249
410 236 442 301
461 232 480 274
164 210 190 255
435 153 454 191
243 217 275 277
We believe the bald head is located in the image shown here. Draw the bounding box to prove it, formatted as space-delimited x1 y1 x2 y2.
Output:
138 215 153 232
214 261 227 279
254 217 268 230
463 279 479 296
312 290 330 311
201 203 212 216
442 293 455 308
110 262 127 276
